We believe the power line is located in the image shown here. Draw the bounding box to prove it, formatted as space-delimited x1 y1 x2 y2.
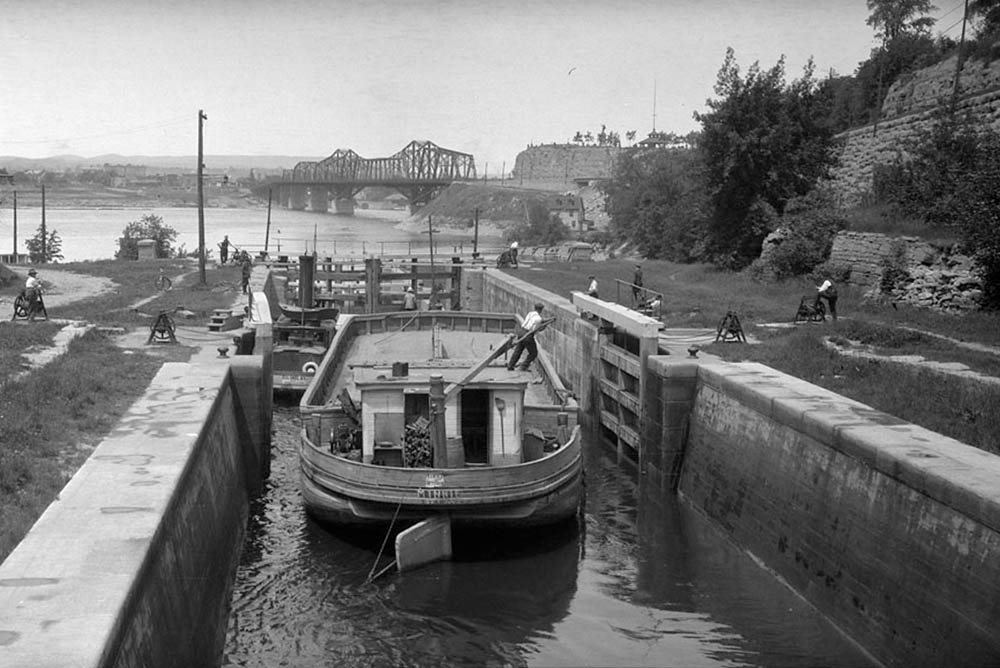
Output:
938 0 966 20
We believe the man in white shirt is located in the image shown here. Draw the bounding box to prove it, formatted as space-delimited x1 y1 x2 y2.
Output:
506 303 544 371
814 278 838 321
24 268 41 321
509 240 519 266
587 276 598 299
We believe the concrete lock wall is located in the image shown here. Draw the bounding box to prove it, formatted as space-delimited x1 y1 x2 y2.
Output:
478 270 1000 666
480 270 601 424
0 321 272 667
647 357 1000 668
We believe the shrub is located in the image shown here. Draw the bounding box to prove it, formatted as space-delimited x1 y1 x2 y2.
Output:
24 225 64 263
764 204 847 279
115 214 177 260
879 239 910 294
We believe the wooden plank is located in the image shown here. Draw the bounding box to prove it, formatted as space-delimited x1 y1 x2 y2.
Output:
395 515 453 572
572 292 662 338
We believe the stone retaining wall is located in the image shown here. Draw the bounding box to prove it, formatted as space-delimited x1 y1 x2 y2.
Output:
512 144 621 186
829 56 1000 208
649 359 1000 667
828 231 983 310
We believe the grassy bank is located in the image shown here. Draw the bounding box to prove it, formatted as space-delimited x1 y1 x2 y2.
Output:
507 258 1000 452
0 259 248 563
0 330 165 561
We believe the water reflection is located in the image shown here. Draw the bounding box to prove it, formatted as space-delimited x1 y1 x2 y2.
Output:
223 405 874 668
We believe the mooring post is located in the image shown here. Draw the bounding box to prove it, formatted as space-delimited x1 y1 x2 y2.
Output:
298 253 315 308
429 374 448 467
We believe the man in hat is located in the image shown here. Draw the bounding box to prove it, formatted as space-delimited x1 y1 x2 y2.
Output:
219 235 230 264
24 268 41 321
814 277 838 321
631 264 643 303
507 302 545 371
402 286 418 311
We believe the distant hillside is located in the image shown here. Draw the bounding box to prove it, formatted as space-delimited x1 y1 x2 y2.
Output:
0 154 322 173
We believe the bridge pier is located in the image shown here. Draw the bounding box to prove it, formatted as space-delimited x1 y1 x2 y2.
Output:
309 188 329 213
333 198 355 215
289 187 307 211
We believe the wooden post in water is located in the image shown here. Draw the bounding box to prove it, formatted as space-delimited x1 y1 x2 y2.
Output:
429 374 448 468
299 253 315 310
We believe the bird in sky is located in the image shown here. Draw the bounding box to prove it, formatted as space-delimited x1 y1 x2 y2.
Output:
567 67 576 75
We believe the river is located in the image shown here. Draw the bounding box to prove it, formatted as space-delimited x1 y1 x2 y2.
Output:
221 404 875 668
0 206 491 263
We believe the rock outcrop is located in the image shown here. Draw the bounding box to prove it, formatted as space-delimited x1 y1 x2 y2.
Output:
827 231 983 311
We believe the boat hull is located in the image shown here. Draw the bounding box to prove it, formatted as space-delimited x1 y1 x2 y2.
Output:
300 427 584 529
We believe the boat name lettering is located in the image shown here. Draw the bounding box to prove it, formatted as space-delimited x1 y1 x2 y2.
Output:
417 487 460 499
424 473 445 488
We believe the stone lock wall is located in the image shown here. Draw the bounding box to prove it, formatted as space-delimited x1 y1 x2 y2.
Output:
666 360 1000 668
827 231 983 310
828 55 1000 208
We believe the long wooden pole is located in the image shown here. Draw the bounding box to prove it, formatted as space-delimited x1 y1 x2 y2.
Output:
197 109 207 285
12 190 17 258
41 184 46 263
264 187 272 254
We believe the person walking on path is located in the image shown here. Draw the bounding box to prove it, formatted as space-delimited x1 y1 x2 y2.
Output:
506 303 545 371
24 268 42 321
402 286 418 311
240 255 252 294
815 277 838 321
219 235 230 265
631 264 643 303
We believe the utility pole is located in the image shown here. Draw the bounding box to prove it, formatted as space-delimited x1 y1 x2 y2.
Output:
427 215 436 307
953 0 970 103
197 109 207 285
472 208 480 259
12 190 17 259
264 187 272 255
41 184 46 263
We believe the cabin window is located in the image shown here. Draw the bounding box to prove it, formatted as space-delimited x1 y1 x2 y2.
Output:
460 389 490 464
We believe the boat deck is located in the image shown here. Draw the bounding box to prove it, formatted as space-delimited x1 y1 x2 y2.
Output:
323 328 551 406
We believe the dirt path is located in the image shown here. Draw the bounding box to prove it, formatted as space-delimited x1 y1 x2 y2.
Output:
1 267 118 311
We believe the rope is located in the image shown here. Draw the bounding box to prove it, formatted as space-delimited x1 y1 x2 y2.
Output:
366 500 403 582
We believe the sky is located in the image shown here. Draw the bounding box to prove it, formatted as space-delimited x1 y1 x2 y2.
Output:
0 0 969 172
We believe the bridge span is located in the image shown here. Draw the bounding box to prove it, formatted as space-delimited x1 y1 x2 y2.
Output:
261 140 476 214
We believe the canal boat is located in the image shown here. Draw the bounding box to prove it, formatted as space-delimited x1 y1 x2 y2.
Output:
272 305 339 394
298 310 582 570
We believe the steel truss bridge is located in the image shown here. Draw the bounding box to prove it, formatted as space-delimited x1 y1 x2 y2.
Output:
261 140 476 213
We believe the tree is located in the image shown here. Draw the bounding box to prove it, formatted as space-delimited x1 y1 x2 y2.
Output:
602 147 709 262
694 48 837 268
866 0 938 45
512 201 569 246
970 0 1000 36
116 214 178 260
25 225 63 263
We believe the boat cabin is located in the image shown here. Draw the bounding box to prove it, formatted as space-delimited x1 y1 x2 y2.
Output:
354 366 529 467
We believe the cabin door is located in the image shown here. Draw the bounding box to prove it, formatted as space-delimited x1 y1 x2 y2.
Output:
460 389 489 464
